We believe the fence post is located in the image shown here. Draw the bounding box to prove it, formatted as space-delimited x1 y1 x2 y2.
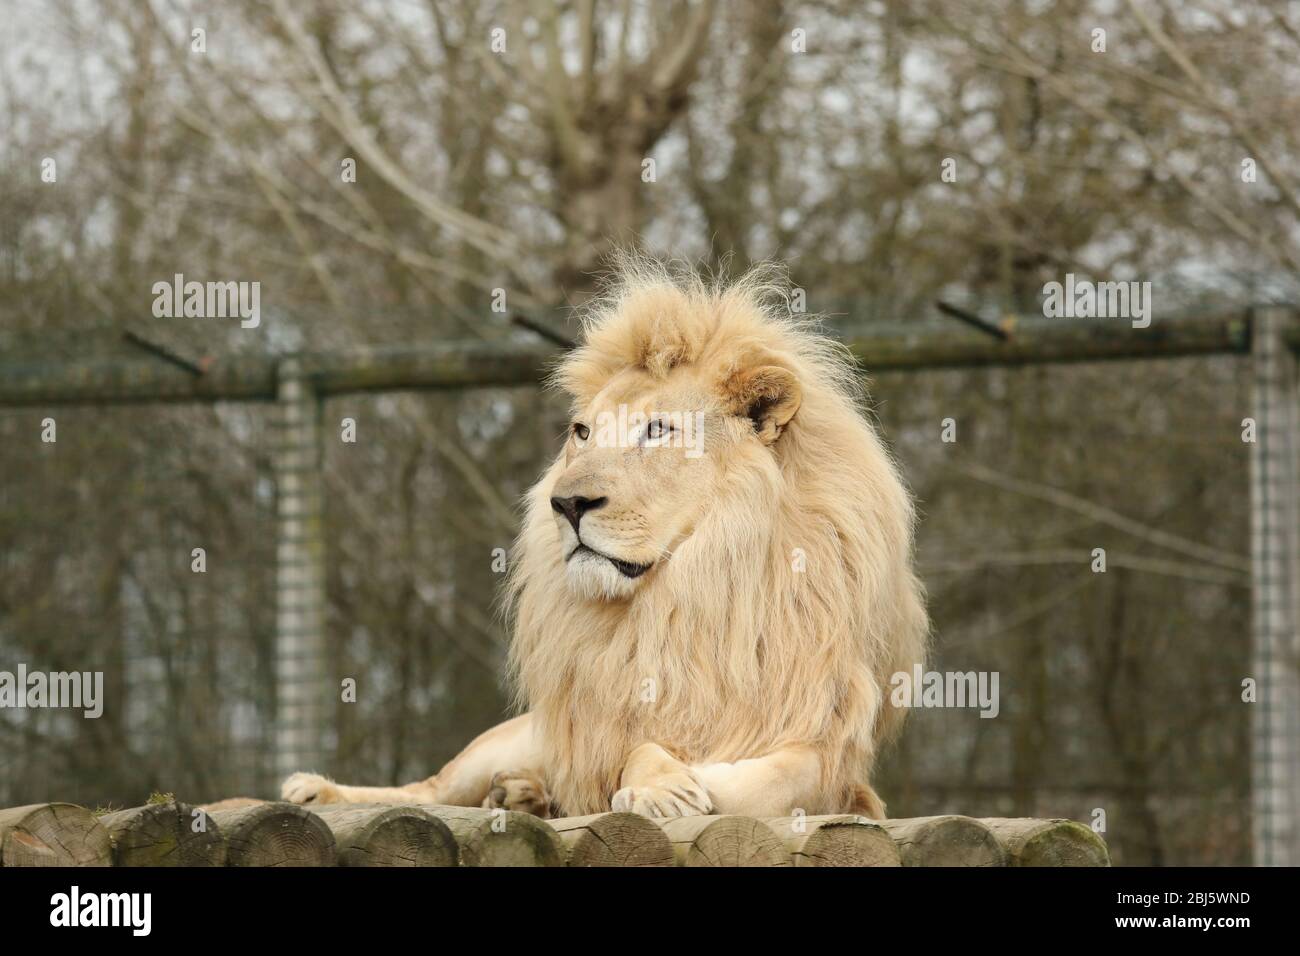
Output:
272 357 329 788
1249 306 1300 866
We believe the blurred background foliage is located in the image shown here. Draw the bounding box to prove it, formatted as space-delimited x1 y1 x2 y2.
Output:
2 0 1296 864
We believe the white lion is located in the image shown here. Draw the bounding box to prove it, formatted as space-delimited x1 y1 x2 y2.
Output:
283 259 928 820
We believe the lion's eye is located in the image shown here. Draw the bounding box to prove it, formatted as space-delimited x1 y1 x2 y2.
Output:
572 422 590 442
644 419 674 442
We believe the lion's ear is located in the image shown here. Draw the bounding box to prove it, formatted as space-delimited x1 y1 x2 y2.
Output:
725 365 802 444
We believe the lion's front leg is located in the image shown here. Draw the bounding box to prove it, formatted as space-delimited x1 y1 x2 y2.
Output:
611 743 714 818
614 744 828 819
281 713 549 812
689 746 826 818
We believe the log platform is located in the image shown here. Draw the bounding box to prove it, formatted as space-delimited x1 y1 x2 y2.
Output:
0 801 1110 867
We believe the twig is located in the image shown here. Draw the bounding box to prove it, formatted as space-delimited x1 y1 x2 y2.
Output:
511 314 576 349
935 300 1012 340
122 330 210 376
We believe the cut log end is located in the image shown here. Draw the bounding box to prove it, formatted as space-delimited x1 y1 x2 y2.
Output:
100 800 226 867
879 815 1007 867
766 815 902 867
0 803 112 867
550 812 674 867
309 805 457 867
979 818 1111 867
658 815 792 867
419 805 565 867
208 801 336 867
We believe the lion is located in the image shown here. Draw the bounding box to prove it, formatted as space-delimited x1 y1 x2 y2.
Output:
282 258 928 820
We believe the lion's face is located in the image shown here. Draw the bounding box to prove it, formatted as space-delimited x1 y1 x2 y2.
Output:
547 361 800 601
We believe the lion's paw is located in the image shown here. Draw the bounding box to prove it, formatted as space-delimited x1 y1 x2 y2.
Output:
281 771 342 805
612 777 713 818
482 769 552 818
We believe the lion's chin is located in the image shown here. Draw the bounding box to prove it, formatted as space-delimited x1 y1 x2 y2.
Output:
563 548 647 601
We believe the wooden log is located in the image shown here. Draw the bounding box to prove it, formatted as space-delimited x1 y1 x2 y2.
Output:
878 815 1007 867
309 805 457 867
847 312 1265 370
0 341 553 407
99 800 226 867
0 803 112 867
655 815 792 867
765 814 901 867
978 818 1110 867
5 312 1288 409
550 813 674 867
419 806 565 867
208 802 336 867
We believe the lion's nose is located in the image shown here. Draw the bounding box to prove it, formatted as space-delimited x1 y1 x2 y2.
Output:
550 495 607 533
